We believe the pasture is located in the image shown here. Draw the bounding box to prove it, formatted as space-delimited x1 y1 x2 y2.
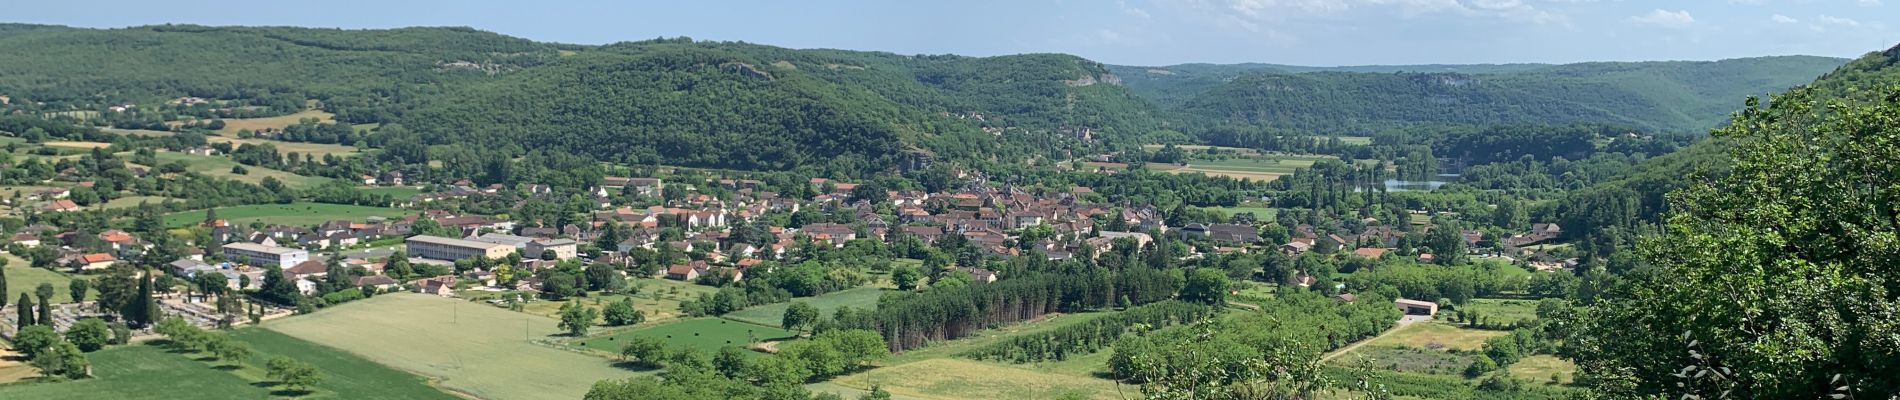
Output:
2 254 88 303
1461 298 1542 325
723 286 889 327
0 329 455 399
576 317 797 356
98 195 179 210
1328 345 1475 376
1195 204 1280 221
1359 322 1507 352
467 278 720 324
358 186 422 199
206 137 361 158
161 202 409 228
266 293 630 400
43 141 114 149
176 109 336 137
1165 154 1337 182
152 151 329 188
1507 355 1579 385
1336 136 1374 145
829 358 1119 400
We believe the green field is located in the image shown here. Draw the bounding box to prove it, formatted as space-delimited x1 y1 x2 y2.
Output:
266 293 631 400
466 278 719 324
2 254 89 303
1461 298 1542 325
358 186 421 199
98 195 180 210
0 329 454 399
723 286 890 327
153 152 329 188
1359 322 1507 352
1167 154 1336 181
1195 204 1280 221
1328 345 1474 376
831 358 1119 400
1507 354 1579 385
162 202 410 228
576 318 797 356
1335 136 1374 145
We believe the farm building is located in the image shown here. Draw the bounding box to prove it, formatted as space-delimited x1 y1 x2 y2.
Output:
1394 298 1439 316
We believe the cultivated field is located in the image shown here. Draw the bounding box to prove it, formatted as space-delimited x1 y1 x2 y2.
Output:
43 141 114 149
723 286 890 327
266 293 632 400
152 151 329 188
2 254 88 303
358 186 423 199
1195 204 1280 221
1357 322 1507 352
1328 345 1475 376
883 311 1113 364
576 317 797 356
174 109 336 137
1508 354 1579 385
1461 298 1541 325
206 136 361 158
98 195 180 210
829 358 1120 400
0 329 454 399
161 202 410 228
1166 155 1333 181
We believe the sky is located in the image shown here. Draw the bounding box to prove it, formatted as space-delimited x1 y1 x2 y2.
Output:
7 0 1896 66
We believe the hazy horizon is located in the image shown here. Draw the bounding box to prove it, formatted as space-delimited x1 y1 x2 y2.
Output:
6 0 1894 67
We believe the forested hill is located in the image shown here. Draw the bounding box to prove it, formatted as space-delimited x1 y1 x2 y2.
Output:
400 41 1160 174
0 25 1154 176
1546 44 1900 260
1105 62 1554 106
1113 56 1846 134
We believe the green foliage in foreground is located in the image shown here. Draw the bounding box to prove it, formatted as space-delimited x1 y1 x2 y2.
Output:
1572 85 1900 398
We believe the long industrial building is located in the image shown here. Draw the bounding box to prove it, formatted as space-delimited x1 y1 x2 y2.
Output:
406 235 517 261
222 242 310 268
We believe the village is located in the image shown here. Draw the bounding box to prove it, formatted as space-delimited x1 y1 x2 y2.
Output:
0 168 1574 342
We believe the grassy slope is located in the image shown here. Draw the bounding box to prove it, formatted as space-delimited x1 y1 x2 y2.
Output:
153 152 328 188
723 286 890 327
160 202 409 228
575 317 798 356
0 329 455 399
265 293 630 400
2 253 88 303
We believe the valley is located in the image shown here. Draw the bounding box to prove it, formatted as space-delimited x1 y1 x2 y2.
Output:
0 13 1893 400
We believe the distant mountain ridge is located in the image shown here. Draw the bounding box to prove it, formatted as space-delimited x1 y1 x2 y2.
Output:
1110 56 1850 134
0 24 1153 175
0 23 1856 174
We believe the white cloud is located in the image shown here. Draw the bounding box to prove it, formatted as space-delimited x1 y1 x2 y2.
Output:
1630 9 1695 28
1770 14 1798 24
1818 15 1860 26
1859 0 1882 6
1119 1 1153 19
1098 29 1124 43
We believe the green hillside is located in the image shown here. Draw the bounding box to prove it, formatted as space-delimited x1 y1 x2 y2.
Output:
0 25 1156 175
1546 45 1900 259
1110 56 1844 135
1181 56 1843 135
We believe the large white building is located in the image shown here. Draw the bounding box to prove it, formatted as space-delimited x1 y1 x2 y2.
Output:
222 242 310 268
407 235 517 261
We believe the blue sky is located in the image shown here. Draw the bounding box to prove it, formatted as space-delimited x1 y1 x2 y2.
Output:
8 0 1895 66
